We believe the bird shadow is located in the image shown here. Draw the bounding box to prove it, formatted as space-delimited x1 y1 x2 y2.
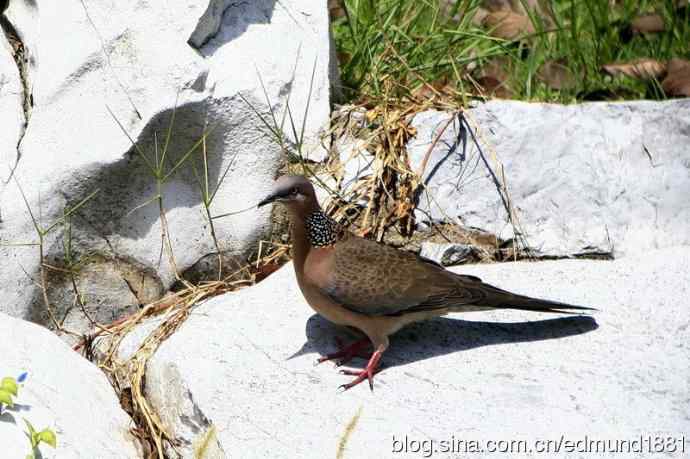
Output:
289 313 598 370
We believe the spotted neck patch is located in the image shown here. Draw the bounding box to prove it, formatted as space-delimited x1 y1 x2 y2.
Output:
304 210 339 247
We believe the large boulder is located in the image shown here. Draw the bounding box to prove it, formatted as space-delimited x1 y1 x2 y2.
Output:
111 248 689 458
0 0 334 333
0 312 141 458
338 100 690 258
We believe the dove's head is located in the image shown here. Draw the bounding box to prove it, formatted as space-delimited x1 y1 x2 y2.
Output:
258 175 319 216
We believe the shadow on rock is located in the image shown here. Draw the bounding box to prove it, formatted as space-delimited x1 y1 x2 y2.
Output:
0 411 16 424
290 313 598 370
0 403 31 424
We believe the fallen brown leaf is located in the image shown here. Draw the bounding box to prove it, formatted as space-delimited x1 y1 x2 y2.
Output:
479 57 511 81
471 7 490 26
483 0 513 12
602 59 667 80
483 0 555 27
336 50 351 66
328 0 346 20
537 60 576 90
473 50 514 98
631 13 665 34
411 78 456 101
662 58 690 97
482 10 535 40
476 75 513 98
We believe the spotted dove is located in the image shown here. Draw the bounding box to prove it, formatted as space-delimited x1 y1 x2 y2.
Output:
259 175 594 391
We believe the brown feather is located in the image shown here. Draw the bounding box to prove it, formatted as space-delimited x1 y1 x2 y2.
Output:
316 231 594 317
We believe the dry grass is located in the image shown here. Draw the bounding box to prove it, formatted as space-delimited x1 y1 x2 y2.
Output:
73 245 288 458
336 406 363 459
308 96 531 261
325 102 421 241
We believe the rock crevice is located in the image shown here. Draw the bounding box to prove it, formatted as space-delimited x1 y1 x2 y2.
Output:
0 7 31 183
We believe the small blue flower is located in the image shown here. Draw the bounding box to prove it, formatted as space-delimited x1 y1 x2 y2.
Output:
17 372 28 383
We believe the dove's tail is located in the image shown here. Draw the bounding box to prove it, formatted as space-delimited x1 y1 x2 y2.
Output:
446 273 598 314
496 296 597 314
482 286 597 314
409 272 599 315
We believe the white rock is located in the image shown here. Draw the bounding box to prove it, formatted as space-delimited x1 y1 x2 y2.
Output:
335 135 375 192
0 0 334 326
119 248 689 458
338 100 690 257
0 312 141 459
406 100 690 257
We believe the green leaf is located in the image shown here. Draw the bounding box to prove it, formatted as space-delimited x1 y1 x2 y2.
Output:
0 389 14 408
23 418 36 437
23 418 40 448
38 429 57 448
1 377 18 396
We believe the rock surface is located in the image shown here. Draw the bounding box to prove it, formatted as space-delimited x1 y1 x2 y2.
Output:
339 100 690 258
0 312 141 459
0 0 334 330
115 248 689 458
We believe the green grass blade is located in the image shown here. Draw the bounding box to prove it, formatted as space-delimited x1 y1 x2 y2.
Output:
44 189 100 234
162 127 215 182
298 57 318 150
160 93 179 170
209 153 238 204
13 176 43 236
125 193 162 217
106 105 157 175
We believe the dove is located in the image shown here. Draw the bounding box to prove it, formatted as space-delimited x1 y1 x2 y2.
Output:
259 175 594 390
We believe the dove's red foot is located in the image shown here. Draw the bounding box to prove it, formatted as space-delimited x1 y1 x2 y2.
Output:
339 349 384 391
317 337 371 366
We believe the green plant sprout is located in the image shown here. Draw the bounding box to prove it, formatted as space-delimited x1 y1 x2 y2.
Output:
24 418 57 459
236 55 339 199
189 114 237 281
12 180 99 331
59 211 105 334
0 373 25 413
0 373 56 458
107 101 212 284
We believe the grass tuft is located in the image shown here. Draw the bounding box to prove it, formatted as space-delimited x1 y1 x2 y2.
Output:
332 0 690 104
